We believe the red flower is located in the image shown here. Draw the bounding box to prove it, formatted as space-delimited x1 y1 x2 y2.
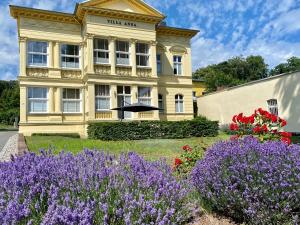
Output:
236 113 244 123
182 145 192 152
253 126 261 133
232 115 237 123
230 123 239 131
280 132 292 138
271 115 278 123
262 124 268 132
281 119 287 127
249 115 255 124
174 158 183 167
281 137 291 145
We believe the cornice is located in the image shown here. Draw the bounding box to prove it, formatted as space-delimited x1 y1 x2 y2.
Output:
157 26 199 38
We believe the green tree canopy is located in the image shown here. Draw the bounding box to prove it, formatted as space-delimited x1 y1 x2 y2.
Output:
270 57 300 76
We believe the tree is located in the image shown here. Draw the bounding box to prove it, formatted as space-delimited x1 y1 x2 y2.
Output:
270 57 300 76
193 55 268 92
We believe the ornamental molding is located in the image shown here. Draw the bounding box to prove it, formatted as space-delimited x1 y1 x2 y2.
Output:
156 43 166 52
27 68 49 77
19 37 27 42
169 45 188 54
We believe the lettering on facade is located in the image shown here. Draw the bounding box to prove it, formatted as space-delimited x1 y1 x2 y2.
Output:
107 19 137 27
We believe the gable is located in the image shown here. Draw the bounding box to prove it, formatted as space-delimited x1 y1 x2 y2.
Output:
80 0 164 18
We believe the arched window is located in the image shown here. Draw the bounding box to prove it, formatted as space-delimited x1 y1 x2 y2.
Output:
267 99 278 116
175 94 184 113
158 94 164 113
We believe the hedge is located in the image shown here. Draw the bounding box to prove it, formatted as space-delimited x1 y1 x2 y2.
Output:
88 117 219 140
0 108 19 125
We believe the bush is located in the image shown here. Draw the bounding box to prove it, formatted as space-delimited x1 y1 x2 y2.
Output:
0 151 190 224
88 117 218 141
192 136 300 224
0 108 19 125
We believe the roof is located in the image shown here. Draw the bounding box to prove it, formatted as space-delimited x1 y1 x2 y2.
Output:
157 25 199 38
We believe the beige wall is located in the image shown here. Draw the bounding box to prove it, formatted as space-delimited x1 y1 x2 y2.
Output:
197 72 300 132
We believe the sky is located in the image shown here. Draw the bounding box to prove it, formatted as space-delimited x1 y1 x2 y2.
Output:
1 0 300 80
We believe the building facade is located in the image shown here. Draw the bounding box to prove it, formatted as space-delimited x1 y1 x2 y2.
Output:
10 0 198 137
197 71 300 133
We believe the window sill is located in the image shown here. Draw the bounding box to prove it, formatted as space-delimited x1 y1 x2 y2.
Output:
116 64 131 68
61 68 81 71
62 112 83 115
137 66 152 69
94 63 111 66
27 66 48 69
96 110 111 112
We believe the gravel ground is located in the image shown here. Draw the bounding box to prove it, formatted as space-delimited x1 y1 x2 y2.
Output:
0 134 18 162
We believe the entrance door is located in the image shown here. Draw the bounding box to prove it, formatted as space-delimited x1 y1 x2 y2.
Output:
117 86 132 119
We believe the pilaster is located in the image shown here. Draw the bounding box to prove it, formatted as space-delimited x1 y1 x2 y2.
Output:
88 84 95 120
48 41 54 68
109 36 116 75
19 37 27 77
132 85 138 119
55 87 62 113
111 85 118 120
130 39 137 76
19 86 27 123
150 41 158 77
53 41 60 69
48 87 55 113
151 86 160 120
86 33 95 74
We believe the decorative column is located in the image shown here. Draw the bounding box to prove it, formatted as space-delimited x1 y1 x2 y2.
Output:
109 36 116 75
19 37 27 77
150 41 157 77
111 85 118 120
86 33 95 74
79 42 85 78
151 86 160 120
48 87 55 113
53 41 60 69
48 41 54 68
55 87 62 113
19 86 27 123
130 39 137 76
88 84 95 120
132 85 138 120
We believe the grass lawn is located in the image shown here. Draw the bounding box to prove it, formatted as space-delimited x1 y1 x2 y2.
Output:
25 134 230 163
0 124 17 131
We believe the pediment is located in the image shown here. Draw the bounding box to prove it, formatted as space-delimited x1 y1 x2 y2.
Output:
80 0 164 18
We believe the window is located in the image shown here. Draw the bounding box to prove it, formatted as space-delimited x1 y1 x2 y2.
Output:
117 86 132 119
173 55 182 75
95 85 111 111
158 94 164 113
175 94 184 113
267 99 278 116
27 41 48 67
193 91 197 102
136 43 150 67
116 41 130 65
157 54 162 75
138 87 151 106
94 39 109 64
28 87 48 113
62 89 81 113
61 44 80 68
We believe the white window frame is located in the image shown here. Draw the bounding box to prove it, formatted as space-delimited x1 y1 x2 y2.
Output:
117 86 132 119
94 39 110 65
27 87 48 114
157 54 162 75
158 94 164 114
27 41 48 67
116 40 130 66
62 88 82 113
60 44 80 69
95 85 111 111
175 94 184 113
138 87 152 106
173 55 182 75
136 43 150 67
267 99 278 116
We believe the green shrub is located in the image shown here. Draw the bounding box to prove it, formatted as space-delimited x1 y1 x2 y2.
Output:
0 108 19 125
88 117 219 140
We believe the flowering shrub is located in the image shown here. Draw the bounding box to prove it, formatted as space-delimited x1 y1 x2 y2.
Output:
192 137 300 224
230 108 292 144
173 145 204 175
0 150 190 224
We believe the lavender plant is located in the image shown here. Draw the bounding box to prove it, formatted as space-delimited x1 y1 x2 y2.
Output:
0 150 190 224
192 136 300 224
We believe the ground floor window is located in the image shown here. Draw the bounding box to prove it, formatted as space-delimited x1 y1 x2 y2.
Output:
175 94 184 113
158 94 164 113
117 86 132 119
138 87 151 106
62 88 81 113
267 99 278 116
28 87 48 113
95 85 111 110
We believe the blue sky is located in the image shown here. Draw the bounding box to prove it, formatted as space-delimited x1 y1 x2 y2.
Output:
1 0 300 80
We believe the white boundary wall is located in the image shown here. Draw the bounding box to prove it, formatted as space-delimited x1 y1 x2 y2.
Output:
197 71 300 132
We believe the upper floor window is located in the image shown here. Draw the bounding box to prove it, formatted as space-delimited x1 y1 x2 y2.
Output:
116 41 130 65
62 88 81 113
95 85 111 111
61 44 80 69
267 99 278 116
28 87 48 113
136 43 149 67
175 94 184 113
27 41 48 67
94 39 109 64
157 54 162 75
173 55 182 75
138 87 151 106
158 94 164 113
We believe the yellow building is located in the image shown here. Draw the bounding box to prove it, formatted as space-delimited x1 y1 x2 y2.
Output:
10 0 198 137
192 78 206 101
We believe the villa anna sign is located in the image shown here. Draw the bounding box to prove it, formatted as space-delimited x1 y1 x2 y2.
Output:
107 19 137 27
